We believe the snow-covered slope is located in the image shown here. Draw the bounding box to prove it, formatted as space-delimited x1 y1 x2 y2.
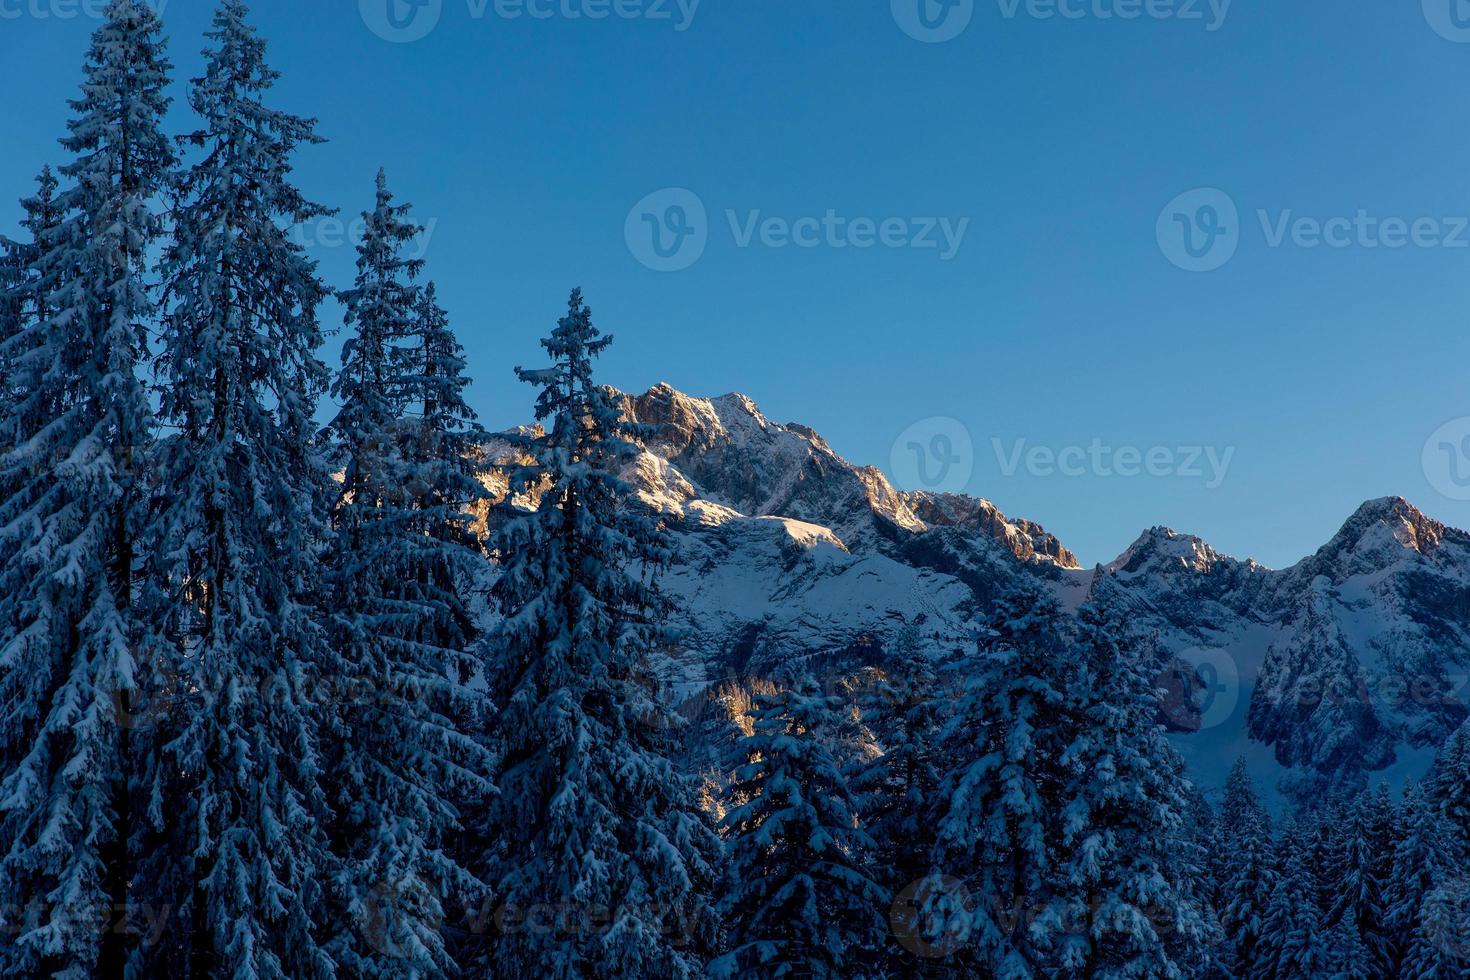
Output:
483 385 1470 803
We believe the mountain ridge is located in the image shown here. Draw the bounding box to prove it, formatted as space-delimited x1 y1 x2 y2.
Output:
482 384 1470 801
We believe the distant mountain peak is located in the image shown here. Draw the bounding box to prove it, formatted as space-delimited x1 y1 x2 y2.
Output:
1109 525 1226 577
1320 496 1450 563
616 384 1077 568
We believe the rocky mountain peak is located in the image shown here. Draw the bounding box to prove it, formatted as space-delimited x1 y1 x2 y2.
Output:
614 384 1075 567
1109 525 1227 577
1301 496 1457 579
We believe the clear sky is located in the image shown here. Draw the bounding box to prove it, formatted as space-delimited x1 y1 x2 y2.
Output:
4 0 1470 569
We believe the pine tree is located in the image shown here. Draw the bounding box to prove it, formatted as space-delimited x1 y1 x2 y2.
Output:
1216 759 1277 977
0 3 173 974
848 623 948 898
400 280 489 653
925 585 1076 979
476 289 720 977
713 678 890 978
136 3 337 974
1054 596 1214 979
1324 903 1372 980
1398 883 1470 980
321 170 487 977
1425 716 1470 859
0 167 58 397
0 166 61 600
1326 788 1394 974
1385 782 1462 973
1251 817 1330 979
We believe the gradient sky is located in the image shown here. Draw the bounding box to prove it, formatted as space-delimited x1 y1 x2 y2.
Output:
4 0 1470 569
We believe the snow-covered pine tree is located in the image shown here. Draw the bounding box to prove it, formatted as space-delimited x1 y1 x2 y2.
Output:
0 166 60 576
1326 787 1395 974
1053 595 1213 979
1251 816 1330 979
321 169 487 977
135 3 338 975
1323 900 1372 980
924 584 1076 979
1176 782 1227 972
1398 882 1470 979
1424 716 1470 859
0 167 57 393
1216 758 1278 977
1385 781 1462 974
477 289 720 978
713 678 890 979
847 623 949 900
397 280 489 656
0 3 173 974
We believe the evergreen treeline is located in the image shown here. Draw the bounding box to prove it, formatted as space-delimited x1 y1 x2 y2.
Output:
1 3 1468 978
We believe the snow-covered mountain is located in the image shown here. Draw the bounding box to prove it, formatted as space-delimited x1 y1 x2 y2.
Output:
485 384 1470 802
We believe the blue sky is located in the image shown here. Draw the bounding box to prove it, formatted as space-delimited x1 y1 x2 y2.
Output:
4 0 1470 568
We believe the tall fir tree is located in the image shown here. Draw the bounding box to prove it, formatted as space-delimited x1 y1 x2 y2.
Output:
1054 597 1214 979
476 289 720 977
713 679 890 979
1251 817 1330 979
137 3 337 974
1216 758 1278 977
1385 781 1462 974
0 2 173 975
924 585 1076 979
1326 786 1395 974
1324 910 1372 980
0 166 62 606
0 167 59 399
847 623 948 902
400 280 490 654
1398 883 1470 980
1424 716 1470 859
321 170 487 977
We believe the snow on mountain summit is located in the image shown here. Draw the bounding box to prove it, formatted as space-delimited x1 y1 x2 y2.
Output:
476 385 1470 803
617 384 1076 567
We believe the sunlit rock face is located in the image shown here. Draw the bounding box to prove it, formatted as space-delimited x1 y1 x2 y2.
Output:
482 386 1470 802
